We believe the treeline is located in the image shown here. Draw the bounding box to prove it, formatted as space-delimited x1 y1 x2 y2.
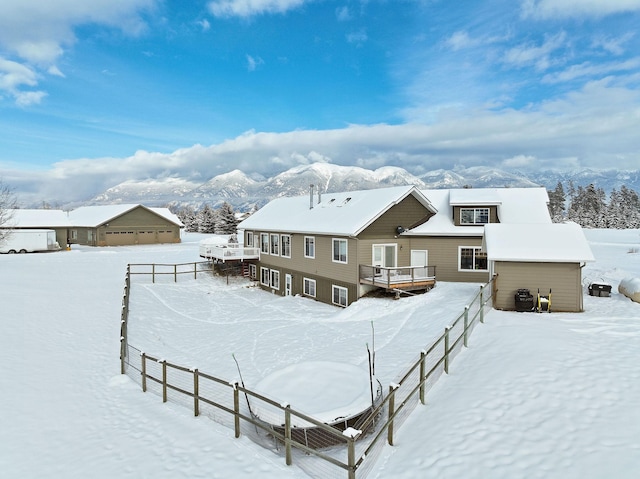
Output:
170 201 244 234
548 182 640 228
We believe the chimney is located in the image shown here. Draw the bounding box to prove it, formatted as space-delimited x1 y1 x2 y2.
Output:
309 184 315 209
317 188 322 205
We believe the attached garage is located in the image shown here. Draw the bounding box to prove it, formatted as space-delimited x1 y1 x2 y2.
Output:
483 223 594 313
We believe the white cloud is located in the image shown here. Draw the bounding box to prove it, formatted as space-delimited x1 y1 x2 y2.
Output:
208 0 309 18
591 33 635 55
542 57 640 83
346 29 368 46
15 90 47 107
246 54 264 71
522 0 640 19
0 0 156 105
197 19 211 31
336 6 351 21
503 32 567 71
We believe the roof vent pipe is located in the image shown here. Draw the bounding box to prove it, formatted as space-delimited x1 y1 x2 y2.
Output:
309 184 315 209
318 188 322 205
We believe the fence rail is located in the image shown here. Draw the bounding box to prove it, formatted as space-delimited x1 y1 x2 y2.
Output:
120 263 495 479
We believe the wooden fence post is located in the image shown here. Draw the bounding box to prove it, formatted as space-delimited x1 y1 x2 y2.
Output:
120 334 126 375
444 326 450 374
463 306 469 348
141 352 147 392
419 350 427 405
284 404 292 466
152 263 155 283
387 383 399 446
344 428 361 479
174 264 177 282
193 369 199 417
161 360 167 403
233 382 241 438
194 262 197 280
480 285 485 323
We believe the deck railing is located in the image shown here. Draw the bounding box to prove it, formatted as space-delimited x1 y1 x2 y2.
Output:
359 265 436 290
199 244 260 262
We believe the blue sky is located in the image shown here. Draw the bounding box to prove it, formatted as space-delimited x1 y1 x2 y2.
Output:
1 0 640 203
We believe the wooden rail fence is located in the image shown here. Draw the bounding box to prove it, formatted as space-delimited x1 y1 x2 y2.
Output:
119 263 495 479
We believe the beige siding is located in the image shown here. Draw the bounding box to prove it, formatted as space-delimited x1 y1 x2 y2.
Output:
493 262 583 312
359 195 433 239
93 207 180 246
408 236 489 283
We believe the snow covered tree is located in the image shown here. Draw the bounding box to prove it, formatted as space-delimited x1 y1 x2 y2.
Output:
547 181 566 222
216 201 239 235
0 178 17 245
174 206 199 232
198 204 217 234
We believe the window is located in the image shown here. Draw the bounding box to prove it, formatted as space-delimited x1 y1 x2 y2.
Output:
270 270 280 290
304 236 315 258
332 285 348 307
247 231 254 247
303 278 316 297
260 233 269 254
459 247 488 271
249 264 257 280
70 230 78 240
260 267 269 285
281 235 291 258
460 208 490 225
270 234 279 256
332 239 348 263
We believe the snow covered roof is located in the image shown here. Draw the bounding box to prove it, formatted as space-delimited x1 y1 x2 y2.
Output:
68 205 183 227
238 185 435 236
5 209 72 228
482 223 595 263
406 187 551 237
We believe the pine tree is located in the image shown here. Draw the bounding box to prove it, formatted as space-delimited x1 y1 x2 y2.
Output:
548 181 566 223
198 204 217 234
175 206 199 232
216 201 239 235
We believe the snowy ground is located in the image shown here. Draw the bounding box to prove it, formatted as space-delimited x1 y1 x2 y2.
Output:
1 230 639 478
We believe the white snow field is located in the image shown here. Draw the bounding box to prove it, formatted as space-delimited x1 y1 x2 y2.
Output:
1 229 639 478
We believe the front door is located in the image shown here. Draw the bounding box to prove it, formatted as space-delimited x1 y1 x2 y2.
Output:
285 274 292 296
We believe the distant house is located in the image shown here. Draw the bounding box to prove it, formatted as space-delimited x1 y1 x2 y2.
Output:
5 205 183 247
226 184 593 311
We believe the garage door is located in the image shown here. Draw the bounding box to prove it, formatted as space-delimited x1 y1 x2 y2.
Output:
137 230 156 244
157 229 176 243
105 230 136 246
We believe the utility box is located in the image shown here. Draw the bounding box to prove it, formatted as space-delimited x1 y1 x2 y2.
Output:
588 283 612 297
515 289 535 312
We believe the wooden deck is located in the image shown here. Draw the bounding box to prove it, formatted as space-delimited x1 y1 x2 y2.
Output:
359 265 436 292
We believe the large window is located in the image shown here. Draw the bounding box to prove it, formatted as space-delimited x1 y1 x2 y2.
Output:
260 267 270 285
281 234 291 258
303 278 316 297
304 236 315 258
332 285 348 307
460 208 489 225
270 234 279 256
246 231 254 247
270 270 280 290
332 238 348 263
260 233 269 254
459 247 488 271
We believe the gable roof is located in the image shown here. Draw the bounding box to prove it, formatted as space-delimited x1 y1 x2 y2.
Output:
482 222 595 263
238 185 436 236
67 205 183 228
5 209 72 228
405 187 551 237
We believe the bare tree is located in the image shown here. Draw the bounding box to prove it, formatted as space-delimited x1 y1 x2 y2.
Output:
0 178 17 244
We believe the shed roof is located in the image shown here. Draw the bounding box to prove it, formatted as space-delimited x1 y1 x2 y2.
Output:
68 205 183 228
5 209 72 228
482 222 595 263
238 185 436 236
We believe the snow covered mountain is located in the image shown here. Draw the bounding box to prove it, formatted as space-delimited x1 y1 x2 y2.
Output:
83 163 640 211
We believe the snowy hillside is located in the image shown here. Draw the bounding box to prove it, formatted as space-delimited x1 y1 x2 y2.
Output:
1 229 639 478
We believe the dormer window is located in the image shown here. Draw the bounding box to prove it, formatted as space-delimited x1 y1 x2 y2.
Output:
460 208 489 225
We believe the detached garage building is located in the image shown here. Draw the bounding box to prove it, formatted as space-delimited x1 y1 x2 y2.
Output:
67 205 183 246
483 223 595 312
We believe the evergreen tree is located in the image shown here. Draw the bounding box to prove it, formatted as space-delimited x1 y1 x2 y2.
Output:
619 185 640 228
198 204 217 234
216 201 239 234
548 181 566 223
175 206 199 232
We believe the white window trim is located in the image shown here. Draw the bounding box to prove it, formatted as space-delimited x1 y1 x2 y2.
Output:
332 285 348 307
303 277 316 297
270 269 280 290
260 233 269 254
332 238 348 264
281 234 291 258
260 267 269 285
304 236 315 259
460 207 490 225
458 246 488 272
246 231 254 247
270 233 279 256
